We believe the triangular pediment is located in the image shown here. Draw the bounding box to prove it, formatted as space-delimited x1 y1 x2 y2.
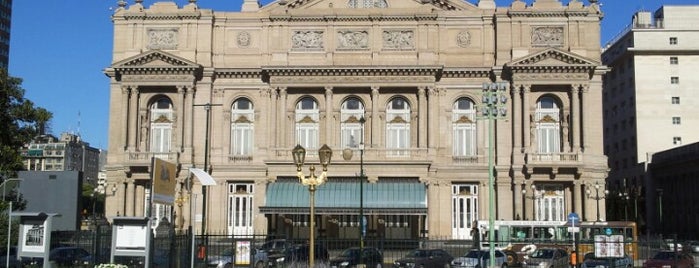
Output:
111 50 200 69
508 47 600 67
262 0 477 12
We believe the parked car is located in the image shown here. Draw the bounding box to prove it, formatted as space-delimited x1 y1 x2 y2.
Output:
664 239 683 251
521 248 568 268
259 239 294 256
643 251 695 268
685 241 699 254
24 246 93 267
207 247 269 268
329 247 384 268
580 252 633 268
393 248 453 268
268 243 330 268
450 249 508 268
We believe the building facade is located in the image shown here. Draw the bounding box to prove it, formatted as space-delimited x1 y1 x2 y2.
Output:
0 0 10 68
22 133 101 185
601 5 699 234
104 0 608 239
648 143 699 240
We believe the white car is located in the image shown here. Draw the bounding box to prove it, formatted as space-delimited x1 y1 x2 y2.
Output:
451 249 508 268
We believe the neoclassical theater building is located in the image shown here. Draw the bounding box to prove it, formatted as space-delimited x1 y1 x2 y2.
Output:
104 0 608 239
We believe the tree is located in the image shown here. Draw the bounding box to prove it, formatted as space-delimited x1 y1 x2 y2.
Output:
0 68 52 181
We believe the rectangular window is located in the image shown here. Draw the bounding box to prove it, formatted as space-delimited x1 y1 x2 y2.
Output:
671 77 679 84
672 97 680 104
672 117 681 125
231 123 253 156
386 123 410 156
670 57 678 65
670 37 678 45
453 124 476 157
296 123 319 151
673 136 682 145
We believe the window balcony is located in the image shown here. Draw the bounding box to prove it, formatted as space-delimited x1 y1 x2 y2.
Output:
524 152 583 172
125 151 180 166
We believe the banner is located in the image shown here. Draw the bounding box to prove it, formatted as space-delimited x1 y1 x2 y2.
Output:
152 157 177 205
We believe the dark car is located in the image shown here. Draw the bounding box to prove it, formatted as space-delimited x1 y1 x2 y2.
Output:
393 248 453 268
643 251 695 268
207 247 269 268
268 243 330 268
24 246 93 267
259 239 294 256
329 247 384 268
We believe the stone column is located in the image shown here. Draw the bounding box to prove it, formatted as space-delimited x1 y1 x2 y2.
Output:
278 87 288 147
581 84 590 153
121 86 130 150
371 86 380 148
178 86 186 152
417 86 427 148
513 178 523 219
571 84 581 152
128 86 139 151
522 85 532 152
185 86 195 152
574 180 582 215
427 87 439 149
513 85 523 151
126 180 135 216
522 180 532 220
325 86 334 145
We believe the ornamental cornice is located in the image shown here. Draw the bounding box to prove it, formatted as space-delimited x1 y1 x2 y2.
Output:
263 66 442 77
507 10 592 18
270 75 436 85
511 72 590 81
441 68 491 78
120 12 202 21
121 74 196 82
215 69 264 79
268 14 439 22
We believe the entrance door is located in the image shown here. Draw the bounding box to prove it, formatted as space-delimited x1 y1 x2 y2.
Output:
227 183 254 236
452 184 478 239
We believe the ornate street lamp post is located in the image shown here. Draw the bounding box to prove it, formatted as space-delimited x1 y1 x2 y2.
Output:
480 81 508 268
586 182 608 222
293 144 332 268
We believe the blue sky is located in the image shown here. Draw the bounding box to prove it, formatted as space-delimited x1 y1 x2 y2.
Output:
8 0 696 149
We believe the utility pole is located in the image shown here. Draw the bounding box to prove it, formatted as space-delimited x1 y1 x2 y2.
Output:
193 103 221 234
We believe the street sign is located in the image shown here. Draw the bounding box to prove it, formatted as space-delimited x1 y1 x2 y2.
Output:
567 227 580 233
567 212 580 224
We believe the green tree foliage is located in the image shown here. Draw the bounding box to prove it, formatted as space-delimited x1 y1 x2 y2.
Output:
0 68 52 180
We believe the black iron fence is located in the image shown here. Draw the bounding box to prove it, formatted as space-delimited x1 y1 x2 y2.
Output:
40 225 695 268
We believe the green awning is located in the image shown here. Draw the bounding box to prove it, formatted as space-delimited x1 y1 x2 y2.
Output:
260 179 427 215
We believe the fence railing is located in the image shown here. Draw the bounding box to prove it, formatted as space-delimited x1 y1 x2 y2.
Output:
46 226 689 268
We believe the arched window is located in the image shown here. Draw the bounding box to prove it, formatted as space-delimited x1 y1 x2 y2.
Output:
341 97 365 149
535 96 561 155
231 98 254 157
386 97 410 156
295 97 320 151
453 98 477 157
149 97 174 156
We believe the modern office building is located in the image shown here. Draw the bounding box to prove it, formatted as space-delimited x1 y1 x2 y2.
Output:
0 0 11 68
21 133 101 185
104 0 608 238
601 5 699 234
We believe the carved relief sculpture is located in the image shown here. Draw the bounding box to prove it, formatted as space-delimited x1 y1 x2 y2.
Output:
383 30 414 49
457 31 471 48
531 26 564 47
237 31 251 47
337 30 369 49
292 31 324 49
147 29 178 50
